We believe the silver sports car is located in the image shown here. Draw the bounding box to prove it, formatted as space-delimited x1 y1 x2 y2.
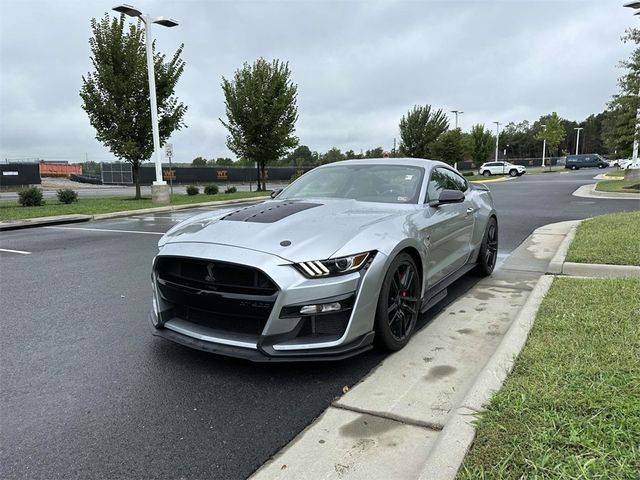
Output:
149 159 498 361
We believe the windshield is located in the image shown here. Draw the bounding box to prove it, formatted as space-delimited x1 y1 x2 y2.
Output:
278 164 425 204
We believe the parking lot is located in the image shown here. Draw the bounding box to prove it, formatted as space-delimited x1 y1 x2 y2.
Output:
1 170 638 479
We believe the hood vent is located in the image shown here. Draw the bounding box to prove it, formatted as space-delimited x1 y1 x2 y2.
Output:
221 202 321 223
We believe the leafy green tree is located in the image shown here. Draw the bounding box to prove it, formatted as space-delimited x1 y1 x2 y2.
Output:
432 129 464 166
603 28 639 158
192 156 207 166
535 112 566 158
320 147 346 164
281 145 314 165
398 105 449 158
364 147 384 158
80 14 187 199
216 157 234 166
220 58 299 190
469 124 495 164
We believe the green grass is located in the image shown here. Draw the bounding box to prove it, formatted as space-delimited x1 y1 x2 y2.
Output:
458 277 640 480
566 211 640 266
605 170 627 178
595 180 640 194
0 191 268 222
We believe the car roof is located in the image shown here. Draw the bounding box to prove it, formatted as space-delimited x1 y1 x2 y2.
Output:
315 157 449 170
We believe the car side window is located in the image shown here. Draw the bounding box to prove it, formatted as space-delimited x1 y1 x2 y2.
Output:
426 168 468 202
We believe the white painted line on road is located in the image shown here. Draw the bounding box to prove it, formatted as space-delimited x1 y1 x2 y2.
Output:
0 248 32 255
44 226 164 236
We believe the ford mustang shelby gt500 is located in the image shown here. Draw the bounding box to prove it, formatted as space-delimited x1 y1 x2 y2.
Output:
150 159 498 361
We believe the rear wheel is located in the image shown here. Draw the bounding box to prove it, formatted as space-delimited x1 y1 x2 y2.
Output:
476 217 498 277
571 165 578 170
482 170 491 177
375 253 421 351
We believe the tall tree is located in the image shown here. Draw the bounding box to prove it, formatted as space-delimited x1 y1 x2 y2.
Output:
603 27 639 158
80 14 187 199
432 129 464 166
469 124 495 164
320 147 346 164
220 58 299 190
192 156 207 166
535 112 566 158
364 147 384 158
398 105 449 158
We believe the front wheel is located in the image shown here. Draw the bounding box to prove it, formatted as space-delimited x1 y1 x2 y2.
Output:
476 217 498 277
374 253 421 351
571 165 578 170
509 169 518 177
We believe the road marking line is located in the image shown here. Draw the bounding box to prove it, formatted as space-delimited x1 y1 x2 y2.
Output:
44 226 164 236
0 248 32 255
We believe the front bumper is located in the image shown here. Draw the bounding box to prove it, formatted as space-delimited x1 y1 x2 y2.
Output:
149 242 387 361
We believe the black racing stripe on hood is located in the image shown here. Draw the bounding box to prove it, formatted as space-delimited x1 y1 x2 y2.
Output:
221 202 322 223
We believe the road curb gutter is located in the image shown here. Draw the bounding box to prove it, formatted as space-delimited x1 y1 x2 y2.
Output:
417 275 555 480
561 262 640 278
572 183 640 199
0 214 93 231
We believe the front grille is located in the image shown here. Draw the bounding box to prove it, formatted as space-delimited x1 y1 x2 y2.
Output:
155 256 278 296
155 256 278 337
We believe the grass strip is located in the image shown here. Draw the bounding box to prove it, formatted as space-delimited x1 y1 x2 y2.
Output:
0 191 267 222
605 170 627 178
595 180 640 194
459 277 640 480
566 211 640 266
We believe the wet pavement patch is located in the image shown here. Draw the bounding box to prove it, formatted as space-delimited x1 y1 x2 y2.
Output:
424 365 457 382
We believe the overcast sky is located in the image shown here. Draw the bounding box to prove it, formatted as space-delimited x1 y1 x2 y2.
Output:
0 0 635 163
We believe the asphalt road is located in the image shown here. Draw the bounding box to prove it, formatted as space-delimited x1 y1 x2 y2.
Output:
1 169 637 480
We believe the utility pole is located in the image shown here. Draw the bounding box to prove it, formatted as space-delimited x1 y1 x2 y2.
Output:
540 124 547 169
574 127 584 155
451 110 464 129
493 121 501 162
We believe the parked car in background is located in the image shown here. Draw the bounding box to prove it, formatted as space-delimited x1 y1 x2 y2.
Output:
479 161 526 177
149 159 498 361
617 158 635 169
565 154 608 170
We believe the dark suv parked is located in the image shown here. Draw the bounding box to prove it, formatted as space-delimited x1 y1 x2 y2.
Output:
565 154 608 170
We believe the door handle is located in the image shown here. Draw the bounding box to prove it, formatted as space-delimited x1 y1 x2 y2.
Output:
466 207 476 215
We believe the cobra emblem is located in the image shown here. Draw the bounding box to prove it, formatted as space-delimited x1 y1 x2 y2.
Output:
205 263 216 282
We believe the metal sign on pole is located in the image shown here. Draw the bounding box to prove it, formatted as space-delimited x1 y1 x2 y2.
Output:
165 143 174 196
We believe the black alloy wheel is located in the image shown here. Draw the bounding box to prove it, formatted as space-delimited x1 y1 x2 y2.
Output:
375 253 421 351
476 217 498 276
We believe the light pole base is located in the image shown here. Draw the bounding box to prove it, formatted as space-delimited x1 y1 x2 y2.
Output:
151 183 170 204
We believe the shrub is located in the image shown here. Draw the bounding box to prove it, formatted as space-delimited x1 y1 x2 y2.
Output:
204 184 219 195
224 186 237 194
57 188 78 204
18 187 44 207
462 171 474 177
186 185 200 196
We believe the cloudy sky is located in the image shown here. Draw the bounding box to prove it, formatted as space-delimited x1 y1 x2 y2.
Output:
0 0 635 163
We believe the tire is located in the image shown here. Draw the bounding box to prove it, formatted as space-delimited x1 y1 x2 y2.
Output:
475 217 498 277
509 169 518 177
374 253 421 351
571 165 578 170
598 164 606 169
482 170 491 177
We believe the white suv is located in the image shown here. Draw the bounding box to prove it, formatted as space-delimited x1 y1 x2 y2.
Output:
479 161 526 177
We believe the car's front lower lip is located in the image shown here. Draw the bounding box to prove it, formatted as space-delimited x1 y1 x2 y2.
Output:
149 242 386 361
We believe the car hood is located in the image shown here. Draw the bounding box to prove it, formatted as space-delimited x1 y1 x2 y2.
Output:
159 199 406 263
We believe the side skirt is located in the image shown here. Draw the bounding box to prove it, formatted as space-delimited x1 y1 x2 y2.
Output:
420 262 478 313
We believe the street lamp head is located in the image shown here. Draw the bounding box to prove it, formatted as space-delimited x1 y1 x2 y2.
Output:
153 17 179 27
623 1 640 9
112 4 142 17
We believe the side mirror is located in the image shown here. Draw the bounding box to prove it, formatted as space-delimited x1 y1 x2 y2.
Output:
428 189 465 207
270 188 283 199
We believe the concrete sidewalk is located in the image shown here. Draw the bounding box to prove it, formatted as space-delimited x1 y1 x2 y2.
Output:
250 221 579 480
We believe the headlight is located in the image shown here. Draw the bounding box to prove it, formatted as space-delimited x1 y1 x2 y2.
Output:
294 251 374 278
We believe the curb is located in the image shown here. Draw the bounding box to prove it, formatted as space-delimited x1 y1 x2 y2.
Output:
572 183 640 200
417 275 555 480
547 221 580 274
561 262 640 278
0 196 268 231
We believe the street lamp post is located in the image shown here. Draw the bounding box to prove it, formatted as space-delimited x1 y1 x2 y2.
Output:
493 121 501 162
540 124 547 169
112 4 178 203
574 127 584 155
624 2 640 161
450 110 464 129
